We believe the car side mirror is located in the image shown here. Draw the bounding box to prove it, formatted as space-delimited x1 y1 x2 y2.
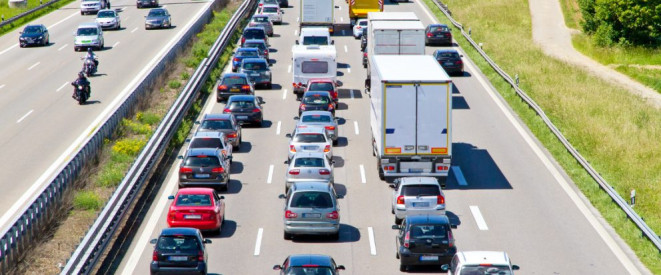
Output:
295 40 299 45
331 40 335 45
219 195 225 199
331 160 336 164
460 54 464 57
336 194 344 199
391 225 401 230
167 195 174 200
278 194 286 199
177 156 183 159
393 178 401 184
204 239 212 244
150 239 157 244
273 265 282 270
388 183 396 189
512 265 520 270
336 265 345 270
441 264 449 271
335 81 343 87
285 133 292 138
450 224 457 229
284 160 289 164
293 116 299 120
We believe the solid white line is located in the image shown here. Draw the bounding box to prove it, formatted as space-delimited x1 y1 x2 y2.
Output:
254 228 264 255
58 44 68 51
131 27 138 33
112 41 120 48
347 67 351 74
452 166 467 186
294 29 298 36
354 121 359 135
16 110 33 123
0 44 18 56
287 65 291 73
48 11 78 29
56 82 68 92
276 121 282 135
416 1 640 273
368 227 376 255
296 17 299 22
360 165 366 184
469 206 489 230
344 45 348 53
267 164 274 184
282 89 287 100
27 62 40 71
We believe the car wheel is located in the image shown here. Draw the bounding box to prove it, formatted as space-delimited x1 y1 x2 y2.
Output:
267 82 272 89
213 226 221 236
257 120 263 127
81 11 84 15
391 207 395 214
283 232 292 240
396 251 400 259
400 264 407 272
395 217 402 225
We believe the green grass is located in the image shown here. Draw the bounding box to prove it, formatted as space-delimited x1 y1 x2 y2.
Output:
421 0 661 272
0 0 74 36
73 191 102 211
557 0 582 30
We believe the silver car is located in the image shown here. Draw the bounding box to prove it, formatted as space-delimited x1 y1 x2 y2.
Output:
188 131 233 164
73 22 104 51
96 9 120 30
249 15 274 37
390 177 446 224
260 4 282 24
196 113 243 150
281 181 341 240
294 111 338 145
284 152 334 193
239 58 272 89
286 127 332 161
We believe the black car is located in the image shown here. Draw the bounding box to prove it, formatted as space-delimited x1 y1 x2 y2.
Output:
150 227 211 275
145 8 171 29
216 73 254 102
223 95 264 126
432 49 463 76
299 91 334 116
393 215 457 272
179 148 231 191
360 28 368 51
137 0 158 8
19 24 49 47
425 24 452 46
241 27 268 47
273 254 345 274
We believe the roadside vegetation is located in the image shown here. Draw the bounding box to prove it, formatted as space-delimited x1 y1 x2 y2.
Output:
422 0 661 272
15 1 242 273
0 0 75 36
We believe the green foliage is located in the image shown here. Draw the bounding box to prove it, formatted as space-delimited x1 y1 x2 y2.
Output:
73 191 102 211
579 0 661 45
138 112 161 126
121 118 152 135
168 80 182 89
112 138 146 157
96 161 128 187
181 71 190 80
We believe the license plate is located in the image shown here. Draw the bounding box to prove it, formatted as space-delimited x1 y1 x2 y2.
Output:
409 168 423 173
303 213 321 218
251 73 260 77
169 256 188 261
420 255 439 261
412 202 430 207
444 62 454 66
303 146 318 150
230 88 240 92
237 116 248 119
436 35 444 37
194 173 210 178
185 214 201 219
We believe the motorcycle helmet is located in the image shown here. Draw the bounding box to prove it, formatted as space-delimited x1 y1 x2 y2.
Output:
87 48 93 54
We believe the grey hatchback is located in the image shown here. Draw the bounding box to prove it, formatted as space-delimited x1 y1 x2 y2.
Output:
196 113 242 150
249 14 274 36
281 181 341 240
240 58 272 89
178 148 231 191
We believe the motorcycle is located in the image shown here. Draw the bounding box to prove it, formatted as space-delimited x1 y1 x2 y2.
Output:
73 83 89 105
81 57 97 77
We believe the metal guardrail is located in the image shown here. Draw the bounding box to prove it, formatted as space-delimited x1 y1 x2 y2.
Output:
429 0 661 252
59 0 256 273
0 0 63 29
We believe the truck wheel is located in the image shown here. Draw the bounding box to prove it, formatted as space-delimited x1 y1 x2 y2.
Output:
377 159 385 180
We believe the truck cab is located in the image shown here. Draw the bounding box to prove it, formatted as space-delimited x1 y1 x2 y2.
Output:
292 45 337 94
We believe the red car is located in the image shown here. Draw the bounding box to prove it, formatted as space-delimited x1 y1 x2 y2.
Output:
305 78 338 106
167 188 226 234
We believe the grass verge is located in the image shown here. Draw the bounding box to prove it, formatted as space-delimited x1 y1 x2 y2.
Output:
14 1 242 273
0 0 75 36
557 0 581 30
423 0 661 273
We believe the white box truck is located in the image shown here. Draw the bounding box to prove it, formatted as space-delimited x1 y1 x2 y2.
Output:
368 20 425 56
368 55 453 183
367 11 419 22
292 45 337 94
300 0 335 33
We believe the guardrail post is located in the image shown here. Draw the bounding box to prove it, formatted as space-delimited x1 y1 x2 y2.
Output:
515 74 519 86
468 27 471 36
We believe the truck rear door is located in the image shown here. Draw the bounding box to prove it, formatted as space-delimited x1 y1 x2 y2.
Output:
399 29 424 54
384 83 416 155
416 83 450 155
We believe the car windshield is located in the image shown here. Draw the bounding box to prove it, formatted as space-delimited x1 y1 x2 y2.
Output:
430 25 449 32
77 27 98 36
301 114 332 123
263 7 278 13
184 156 220 167
359 20 368 26
223 76 249 85
149 10 167 16
459 265 513 275
24 26 42 33
97 11 115 18
294 157 325 167
285 266 334 275
237 50 259 57
409 225 448 239
302 95 330 105
401 184 440 196
244 29 265 39
437 52 459 58
228 100 255 109
156 235 199 251
308 82 333 92
302 36 329 45
290 191 333 208
253 16 270 23
294 133 326 143
200 119 232 130
242 61 267 70
176 194 212 206
302 61 328 74
190 138 224 149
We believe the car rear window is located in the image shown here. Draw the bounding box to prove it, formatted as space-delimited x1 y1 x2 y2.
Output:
401 184 440 196
242 61 267 70
409 225 448 239
200 119 232 130
459 265 512 275
290 191 333 208
176 194 212 206
301 61 328 73
294 157 325 167
253 16 270 23
243 29 265 38
285 267 334 275
302 95 330 104
157 235 199 251
77 27 98 36
430 26 449 32
301 114 331 123
294 133 326 143
302 36 329 46
237 51 259 57
184 156 220 167
190 138 224 149
359 20 368 26
244 42 267 52
263 7 278 13
437 52 459 58
228 100 255 110
308 82 333 92
222 76 248 85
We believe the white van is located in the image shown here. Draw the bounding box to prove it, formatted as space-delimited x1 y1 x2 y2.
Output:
297 27 333 46
291 45 337 94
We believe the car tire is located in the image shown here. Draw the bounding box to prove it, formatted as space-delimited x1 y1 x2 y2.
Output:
391 207 395 214
399 264 407 272
395 217 402 225
19 43 24 48
283 232 292 240
396 251 400 259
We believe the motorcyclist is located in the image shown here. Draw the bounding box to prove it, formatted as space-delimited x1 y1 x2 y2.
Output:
71 72 91 99
85 48 98 67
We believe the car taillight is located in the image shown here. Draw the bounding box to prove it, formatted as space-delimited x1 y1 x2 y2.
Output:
223 108 231 113
153 250 159 261
212 167 225 173
384 165 395 171
241 37 245 44
264 50 268 55
326 211 339 219
403 231 410 248
179 167 192 174
197 250 204 261
252 108 261 113
357 26 361 29
233 57 239 62
437 195 445 204
285 210 297 219
396 195 405 205
328 104 334 110
290 145 296 152
448 230 454 247
289 169 300 175
363 52 367 57
319 169 330 175
455 60 463 65
436 165 449 171
446 33 452 37
226 132 237 138
218 85 227 91
426 32 432 37
242 85 251 90
324 145 331 152
325 126 335 130
300 104 306 110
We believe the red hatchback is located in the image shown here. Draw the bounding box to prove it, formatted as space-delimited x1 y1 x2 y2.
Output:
167 188 226 234
305 78 338 106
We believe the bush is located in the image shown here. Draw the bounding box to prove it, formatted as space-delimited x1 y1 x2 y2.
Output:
138 112 161 126
96 161 128 187
181 71 190 80
122 118 151 135
112 138 146 157
73 191 102 211
168 80 181 89
593 23 616 47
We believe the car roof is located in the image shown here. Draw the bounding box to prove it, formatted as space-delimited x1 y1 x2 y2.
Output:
295 127 326 134
435 49 460 54
228 95 256 101
192 131 225 139
223 73 249 78
456 251 511 266
186 148 220 156
159 227 200 236
399 177 440 185
300 110 333 117
78 22 100 28
292 152 327 159
288 254 333 267
262 3 279 8
176 187 216 195
253 14 269 17
291 181 333 192
303 91 331 97
203 113 233 120
307 78 334 83
244 39 267 44
405 215 450 225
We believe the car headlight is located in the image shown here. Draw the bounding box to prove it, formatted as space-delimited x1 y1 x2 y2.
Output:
19 37 25 40
38 36 43 39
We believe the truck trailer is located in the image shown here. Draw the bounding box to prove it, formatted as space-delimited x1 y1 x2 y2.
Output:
349 0 383 25
300 0 335 33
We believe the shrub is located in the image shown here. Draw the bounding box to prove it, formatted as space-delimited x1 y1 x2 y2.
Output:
73 191 102 211
168 80 181 89
121 118 151 135
138 112 161 126
181 71 190 80
112 138 146 157
96 161 128 187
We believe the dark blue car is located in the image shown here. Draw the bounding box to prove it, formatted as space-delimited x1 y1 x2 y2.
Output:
150 227 212 275
232 48 263 72
19 24 49 47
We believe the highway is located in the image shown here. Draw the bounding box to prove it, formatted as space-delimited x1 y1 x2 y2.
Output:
115 0 648 274
0 0 214 233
